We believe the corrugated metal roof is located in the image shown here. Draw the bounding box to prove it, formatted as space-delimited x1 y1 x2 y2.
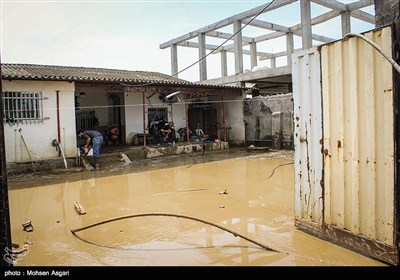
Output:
1 63 245 90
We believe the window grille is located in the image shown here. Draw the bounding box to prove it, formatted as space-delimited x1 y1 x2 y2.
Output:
75 110 96 131
148 107 168 126
2 91 46 124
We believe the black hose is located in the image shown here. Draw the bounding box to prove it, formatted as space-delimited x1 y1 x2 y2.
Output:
266 162 294 180
70 213 279 252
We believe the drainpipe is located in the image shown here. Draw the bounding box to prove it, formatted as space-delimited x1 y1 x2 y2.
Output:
142 92 146 148
56 90 61 143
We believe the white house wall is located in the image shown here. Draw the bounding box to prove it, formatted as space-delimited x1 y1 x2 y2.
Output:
2 80 76 163
124 92 145 144
169 102 186 131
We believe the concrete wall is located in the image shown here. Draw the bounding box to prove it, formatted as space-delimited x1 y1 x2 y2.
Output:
2 80 76 163
244 93 293 149
375 0 399 27
223 91 245 145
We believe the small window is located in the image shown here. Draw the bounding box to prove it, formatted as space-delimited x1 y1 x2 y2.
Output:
148 107 168 123
2 91 44 124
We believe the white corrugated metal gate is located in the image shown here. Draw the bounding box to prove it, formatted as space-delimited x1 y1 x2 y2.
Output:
293 26 399 265
292 47 324 227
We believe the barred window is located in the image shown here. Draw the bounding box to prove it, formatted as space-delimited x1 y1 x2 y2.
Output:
148 107 168 122
2 91 44 124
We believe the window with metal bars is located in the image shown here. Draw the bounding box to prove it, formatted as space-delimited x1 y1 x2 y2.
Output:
2 91 45 124
148 107 168 123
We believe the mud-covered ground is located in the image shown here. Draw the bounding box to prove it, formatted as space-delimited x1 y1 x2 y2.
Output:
7 147 268 189
6 148 385 266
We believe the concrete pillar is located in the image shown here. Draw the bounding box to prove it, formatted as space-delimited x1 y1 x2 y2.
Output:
221 50 228 77
233 20 244 74
375 0 400 183
198 33 207 81
270 57 276 68
341 10 351 37
271 112 281 150
171 44 178 77
286 32 294 66
300 0 312 49
281 111 294 150
250 42 258 69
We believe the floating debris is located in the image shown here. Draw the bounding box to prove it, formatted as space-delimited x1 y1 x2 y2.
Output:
73 201 86 215
22 221 34 232
120 152 132 166
219 189 228 195
81 157 94 171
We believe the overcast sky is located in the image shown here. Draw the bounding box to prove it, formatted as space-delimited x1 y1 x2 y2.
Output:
1 0 375 82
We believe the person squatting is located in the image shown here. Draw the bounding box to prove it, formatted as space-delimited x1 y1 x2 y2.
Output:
78 129 104 170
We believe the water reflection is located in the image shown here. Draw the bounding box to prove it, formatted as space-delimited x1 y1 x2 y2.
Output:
8 152 384 266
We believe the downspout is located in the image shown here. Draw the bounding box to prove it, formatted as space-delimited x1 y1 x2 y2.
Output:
142 92 146 148
55 90 67 169
56 90 61 143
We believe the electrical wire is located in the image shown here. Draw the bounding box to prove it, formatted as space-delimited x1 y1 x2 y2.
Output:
112 2 277 89
344 33 400 75
70 212 279 252
172 0 277 77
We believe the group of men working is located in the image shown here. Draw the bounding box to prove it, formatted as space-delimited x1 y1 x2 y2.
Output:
149 117 177 145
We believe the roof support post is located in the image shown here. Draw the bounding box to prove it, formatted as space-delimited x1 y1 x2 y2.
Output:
171 44 178 77
250 42 258 69
221 50 228 77
341 10 351 37
198 33 207 81
270 57 276 68
300 0 313 49
233 20 244 74
286 32 294 66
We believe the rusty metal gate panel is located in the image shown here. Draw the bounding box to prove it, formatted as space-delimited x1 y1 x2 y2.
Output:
321 27 396 264
292 47 324 227
293 26 398 265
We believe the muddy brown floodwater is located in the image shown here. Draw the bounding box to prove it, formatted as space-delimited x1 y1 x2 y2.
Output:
7 149 385 266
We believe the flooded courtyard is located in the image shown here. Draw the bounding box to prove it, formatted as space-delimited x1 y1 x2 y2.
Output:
7 149 384 266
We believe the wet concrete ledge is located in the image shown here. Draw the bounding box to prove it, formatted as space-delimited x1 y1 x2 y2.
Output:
6 141 230 175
